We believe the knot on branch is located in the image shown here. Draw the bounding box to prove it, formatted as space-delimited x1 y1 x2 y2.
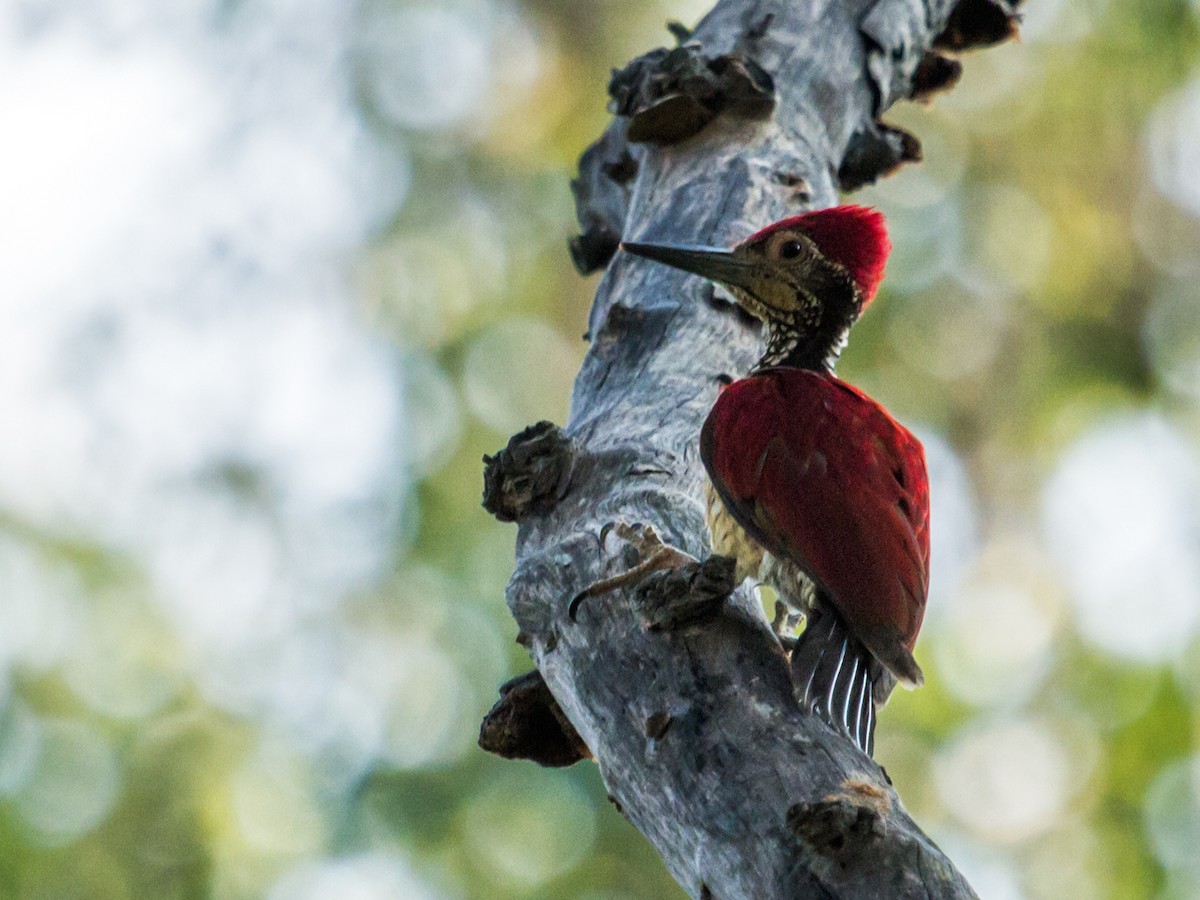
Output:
593 300 651 345
569 224 621 276
609 42 774 145
644 711 673 740
787 780 892 860
569 129 637 274
479 670 591 767
935 0 1023 53
911 51 963 103
482 422 574 523
837 121 922 192
637 554 736 630
861 0 1019 113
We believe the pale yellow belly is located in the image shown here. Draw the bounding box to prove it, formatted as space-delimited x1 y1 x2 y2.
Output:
705 478 816 613
705 478 764 585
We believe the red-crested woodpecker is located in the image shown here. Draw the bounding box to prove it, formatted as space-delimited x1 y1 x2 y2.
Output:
621 206 929 756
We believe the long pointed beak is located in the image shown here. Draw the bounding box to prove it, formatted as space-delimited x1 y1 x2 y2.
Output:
620 241 757 290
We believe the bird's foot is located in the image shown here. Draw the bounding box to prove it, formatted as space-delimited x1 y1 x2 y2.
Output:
568 522 699 622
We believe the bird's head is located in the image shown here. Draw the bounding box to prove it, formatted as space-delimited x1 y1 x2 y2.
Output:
621 206 890 368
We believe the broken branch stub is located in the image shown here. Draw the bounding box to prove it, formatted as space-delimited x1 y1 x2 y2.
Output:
837 121 923 192
911 51 963 102
569 127 637 275
934 0 1023 52
636 554 736 630
479 670 591 768
481 421 574 523
609 42 775 145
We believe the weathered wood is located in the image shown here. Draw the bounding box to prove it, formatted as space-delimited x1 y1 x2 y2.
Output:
487 0 1019 895
478 669 592 767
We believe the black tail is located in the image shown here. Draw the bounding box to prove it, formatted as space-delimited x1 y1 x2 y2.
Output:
790 604 894 757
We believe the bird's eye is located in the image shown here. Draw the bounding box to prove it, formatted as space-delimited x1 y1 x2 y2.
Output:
779 240 803 259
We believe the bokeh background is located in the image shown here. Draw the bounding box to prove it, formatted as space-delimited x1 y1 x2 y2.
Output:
2 0 1200 897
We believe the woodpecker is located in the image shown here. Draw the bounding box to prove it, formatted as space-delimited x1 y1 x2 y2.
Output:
621 206 929 756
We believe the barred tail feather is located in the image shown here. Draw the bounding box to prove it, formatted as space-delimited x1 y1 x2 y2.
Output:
791 605 893 757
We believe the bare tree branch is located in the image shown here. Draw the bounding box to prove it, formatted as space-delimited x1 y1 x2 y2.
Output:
483 0 1020 896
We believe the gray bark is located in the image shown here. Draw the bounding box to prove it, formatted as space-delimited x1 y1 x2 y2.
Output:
486 0 1018 896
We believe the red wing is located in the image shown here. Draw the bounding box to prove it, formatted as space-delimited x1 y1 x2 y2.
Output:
701 369 929 676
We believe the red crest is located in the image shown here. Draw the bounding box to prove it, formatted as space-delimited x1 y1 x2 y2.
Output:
741 205 891 305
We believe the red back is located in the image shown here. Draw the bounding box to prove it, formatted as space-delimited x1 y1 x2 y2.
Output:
701 369 928 674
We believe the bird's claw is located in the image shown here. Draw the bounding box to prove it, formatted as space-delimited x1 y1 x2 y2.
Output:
597 521 677 560
568 521 698 622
